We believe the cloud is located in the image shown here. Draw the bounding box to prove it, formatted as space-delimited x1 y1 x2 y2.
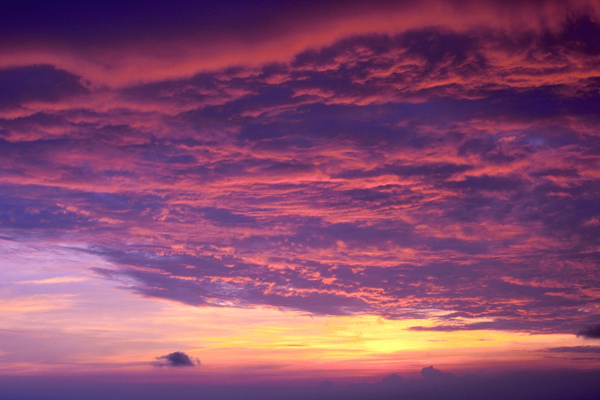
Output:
379 373 403 387
3 368 600 400
577 324 600 339
546 346 600 353
5 0 598 86
0 6 599 336
0 194 94 230
154 351 198 367
19 276 87 285
540 13 600 56
0 65 88 109
421 366 455 381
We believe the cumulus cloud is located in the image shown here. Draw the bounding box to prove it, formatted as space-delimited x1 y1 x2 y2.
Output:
380 373 403 387
154 351 198 367
421 366 455 381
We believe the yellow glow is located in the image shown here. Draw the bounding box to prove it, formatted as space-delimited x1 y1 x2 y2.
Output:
149 303 593 375
0 241 596 379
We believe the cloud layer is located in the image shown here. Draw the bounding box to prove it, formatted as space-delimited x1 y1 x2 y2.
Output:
3 367 600 400
1 1 599 336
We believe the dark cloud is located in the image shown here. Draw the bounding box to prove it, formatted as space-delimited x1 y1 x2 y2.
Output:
87 236 596 332
0 195 93 230
335 163 473 180
0 65 88 109
379 373 403 387
142 151 198 165
577 324 600 339
546 346 600 353
532 168 579 178
540 13 600 56
198 207 257 225
92 248 374 315
401 28 483 72
444 175 524 192
421 366 455 381
154 351 197 367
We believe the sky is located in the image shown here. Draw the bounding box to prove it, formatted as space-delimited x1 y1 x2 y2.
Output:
1 0 600 398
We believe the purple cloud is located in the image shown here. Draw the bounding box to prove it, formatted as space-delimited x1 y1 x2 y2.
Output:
546 346 600 353
0 65 88 109
578 324 600 339
1 8 599 336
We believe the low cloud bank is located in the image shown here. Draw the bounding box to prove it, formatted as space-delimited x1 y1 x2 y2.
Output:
2 367 600 400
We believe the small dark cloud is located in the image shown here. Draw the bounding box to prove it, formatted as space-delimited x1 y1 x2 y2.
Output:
154 351 197 367
577 324 600 339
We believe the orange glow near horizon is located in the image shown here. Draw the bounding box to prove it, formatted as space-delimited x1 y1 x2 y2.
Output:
1 239 597 381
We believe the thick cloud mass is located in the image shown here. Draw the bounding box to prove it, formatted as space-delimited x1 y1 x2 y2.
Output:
578 324 600 339
1 3 600 335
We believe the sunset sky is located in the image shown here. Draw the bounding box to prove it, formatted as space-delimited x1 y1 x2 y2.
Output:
1 0 600 398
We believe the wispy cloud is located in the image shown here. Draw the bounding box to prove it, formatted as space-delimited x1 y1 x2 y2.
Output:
19 276 88 285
